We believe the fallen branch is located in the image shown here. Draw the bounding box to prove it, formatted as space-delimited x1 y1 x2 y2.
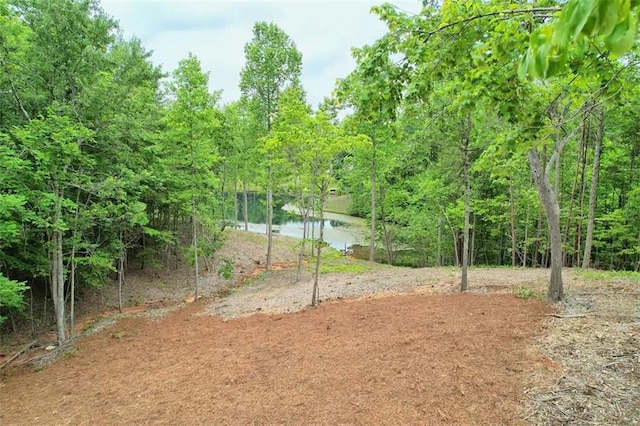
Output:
0 340 37 370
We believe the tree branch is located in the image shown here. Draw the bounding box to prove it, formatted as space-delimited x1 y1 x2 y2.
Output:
414 7 561 39
545 123 582 179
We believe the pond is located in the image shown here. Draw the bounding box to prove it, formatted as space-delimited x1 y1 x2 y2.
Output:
235 193 368 251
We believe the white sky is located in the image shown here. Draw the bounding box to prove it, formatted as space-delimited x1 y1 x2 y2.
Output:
100 0 422 108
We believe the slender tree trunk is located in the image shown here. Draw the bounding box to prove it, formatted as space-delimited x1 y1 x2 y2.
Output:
437 214 443 266
234 177 239 229
50 184 66 344
69 249 75 338
442 210 460 267
30 284 34 338
576 128 589 266
509 174 517 267
534 209 542 267
243 181 249 231
310 165 317 252
461 117 471 292
380 197 393 265
529 149 563 302
382 221 393 265
563 111 587 251
312 187 327 307
192 200 199 300
583 106 604 268
369 135 377 262
221 163 227 225
523 201 530 268
52 229 65 344
118 243 124 314
470 214 476 266
266 186 273 271
296 204 308 282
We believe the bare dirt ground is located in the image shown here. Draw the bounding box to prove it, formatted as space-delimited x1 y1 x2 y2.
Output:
1 230 638 425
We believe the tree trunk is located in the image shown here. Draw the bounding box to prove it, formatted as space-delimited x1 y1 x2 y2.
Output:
509 175 517 267
118 250 124 314
369 135 377 262
529 149 563 303
233 177 239 229
266 185 273 271
523 201 530 267
437 214 443 266
118 230 125 314
470 213 476 266
533 209 542 267
296 192 309 282
52 229 65 344
380 197 393 265
310 164 317 252
563 111 588 252
69 249 75 338
442 210 460 267
582 106 604 268
461 115 472 292
575 127 589 266
312 188 327 307
50 183 66 344
220 162 227 225
243 181 249 231
192 201 200 300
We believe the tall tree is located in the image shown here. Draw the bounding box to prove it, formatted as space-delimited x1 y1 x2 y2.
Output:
164 53 220 300
240 21 302 271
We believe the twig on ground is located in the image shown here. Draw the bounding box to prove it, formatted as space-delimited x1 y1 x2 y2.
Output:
548 312 592 318
0 340 37 369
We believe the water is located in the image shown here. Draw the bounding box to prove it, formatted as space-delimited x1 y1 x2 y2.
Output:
235 193 367 251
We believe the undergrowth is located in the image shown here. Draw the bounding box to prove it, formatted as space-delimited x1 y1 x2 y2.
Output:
576 269 640 283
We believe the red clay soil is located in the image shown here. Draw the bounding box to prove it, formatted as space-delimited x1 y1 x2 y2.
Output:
1 293 550 425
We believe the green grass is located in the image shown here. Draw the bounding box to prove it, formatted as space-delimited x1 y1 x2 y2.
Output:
324 195 350 215
310 247 373 274
576 269 640 282
319 262 369 274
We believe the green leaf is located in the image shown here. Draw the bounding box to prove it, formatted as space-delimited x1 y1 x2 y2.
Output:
604 13 638 56
554 0 595 46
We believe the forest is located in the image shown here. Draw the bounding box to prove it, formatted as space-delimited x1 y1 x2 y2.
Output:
1 0 639 345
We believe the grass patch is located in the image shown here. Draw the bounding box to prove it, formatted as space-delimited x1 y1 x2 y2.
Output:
324 195 350 215
319 262 369 274
307 247 373 274
576 269 640 282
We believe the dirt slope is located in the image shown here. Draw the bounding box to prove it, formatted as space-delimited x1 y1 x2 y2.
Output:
1 230 638 425
1 293 550 425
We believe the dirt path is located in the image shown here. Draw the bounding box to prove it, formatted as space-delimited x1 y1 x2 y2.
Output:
1 293 550 425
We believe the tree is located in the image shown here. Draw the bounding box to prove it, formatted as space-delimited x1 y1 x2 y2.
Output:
12 114 95 343
336 35 403 263
308 113 364 306
262 87 314 281
164 53 220 300
240 21 302 271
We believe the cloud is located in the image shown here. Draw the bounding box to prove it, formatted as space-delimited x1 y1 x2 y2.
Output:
101 0 421 108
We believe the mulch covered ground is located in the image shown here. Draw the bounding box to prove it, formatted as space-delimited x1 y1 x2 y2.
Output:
1 293 551 425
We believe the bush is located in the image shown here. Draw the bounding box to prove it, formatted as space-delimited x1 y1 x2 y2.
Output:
0 274 27 324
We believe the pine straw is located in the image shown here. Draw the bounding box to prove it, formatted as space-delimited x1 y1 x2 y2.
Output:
524 279 640 425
